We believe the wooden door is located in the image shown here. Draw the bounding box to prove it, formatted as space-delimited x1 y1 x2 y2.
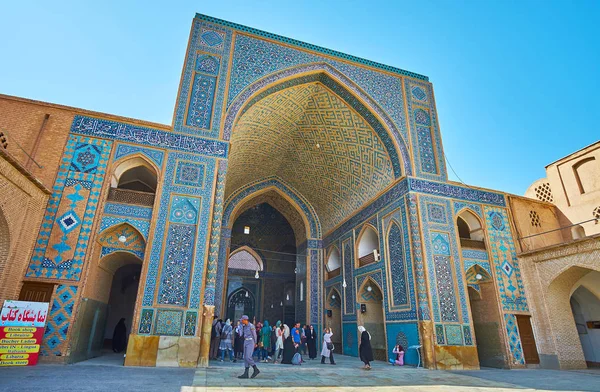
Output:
516 315 540 364
19 282 55 303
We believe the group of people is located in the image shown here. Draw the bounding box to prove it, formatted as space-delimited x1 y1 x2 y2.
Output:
209 316 404 378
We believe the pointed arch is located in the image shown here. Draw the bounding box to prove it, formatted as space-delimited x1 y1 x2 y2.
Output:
228 246 264 271
110 154 159 193
385 219 409 307
457 208 485 243
98 250 144 275
326 245 341 272
223 63 411 177
97 222 146 255
356 223 380 267
357 276 384 302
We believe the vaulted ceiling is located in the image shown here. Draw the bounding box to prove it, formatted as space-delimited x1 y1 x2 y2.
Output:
225 82 395 233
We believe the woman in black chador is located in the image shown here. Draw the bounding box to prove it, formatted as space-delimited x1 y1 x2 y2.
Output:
358 325 373 370
281 325 295 364
112 318 127 353
305 324 317 359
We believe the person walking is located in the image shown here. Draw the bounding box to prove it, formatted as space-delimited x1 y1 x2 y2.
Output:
238 315 260 379
358 325 374 370
305 324 317 360
219 319 235 362
320 327 336 365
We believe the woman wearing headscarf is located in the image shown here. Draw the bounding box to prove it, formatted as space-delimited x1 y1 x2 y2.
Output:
320 327 336 365
112 318 127 353
358 325 373 370
271 321 281 359
305 324 317 360
234 320 244 359
259 320 272 362
281 324 295 364
273 322 285 363
219 319 235 362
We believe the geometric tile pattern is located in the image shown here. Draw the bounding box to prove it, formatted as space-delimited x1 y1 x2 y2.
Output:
169 196 200 225
104 202 153 219
142 152 216 311
434 254 459 322
427 202 447 224
186 73 217 130
100 216 150 239
138 308 154 335
435 324 445 345
226 82 395 233
174 161 205 188
41 285 78 356
183 311 197 336
453 201 483 217
157 224 196 306
343 240 355 315
27 135 112 280
444 324 463 346
417 125 437 174
199 27 225 50
407 194 430 321
97 223 146 254
114 143 164 167
504 313 526 365
484 207 529 312
154 309 183 336
463 325 473 346
387 222 408 306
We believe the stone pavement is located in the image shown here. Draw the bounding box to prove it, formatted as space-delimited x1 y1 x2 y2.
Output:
0 354 599 392
185 355 600 392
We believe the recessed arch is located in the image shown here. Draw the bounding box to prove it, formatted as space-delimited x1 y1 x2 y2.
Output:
456 209 485 242
110 155 159 193
98 250 144 276
356 223 380 267
573 157 597 194
228 246 264 271
224 63 411 177
326 245 341 272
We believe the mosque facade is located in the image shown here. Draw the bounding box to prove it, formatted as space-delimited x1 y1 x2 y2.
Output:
1 13 567 370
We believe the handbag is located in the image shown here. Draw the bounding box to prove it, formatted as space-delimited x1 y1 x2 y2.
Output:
326 342 334 350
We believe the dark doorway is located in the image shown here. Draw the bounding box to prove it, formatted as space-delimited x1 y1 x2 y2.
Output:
516 315 540 364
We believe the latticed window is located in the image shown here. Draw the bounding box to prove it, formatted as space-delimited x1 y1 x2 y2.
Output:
534 183 553 203
530 210 541 228
228 249 262 271
593 206 600 223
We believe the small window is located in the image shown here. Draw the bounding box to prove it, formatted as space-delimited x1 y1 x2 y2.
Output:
534 183 553 203
529 210 541 228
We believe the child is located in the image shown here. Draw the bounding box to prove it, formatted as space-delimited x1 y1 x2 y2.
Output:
389 344 405 366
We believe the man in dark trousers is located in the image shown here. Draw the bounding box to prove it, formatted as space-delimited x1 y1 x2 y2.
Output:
238 315 260 379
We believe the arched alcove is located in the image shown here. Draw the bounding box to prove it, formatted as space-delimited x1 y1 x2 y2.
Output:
227 287 256 323
357 278 386 361
356 225 380 267
457 210 485 244
573 157 597 194
326 246 341 279
325 288 342 350
108 157 158 206
228 246 263 271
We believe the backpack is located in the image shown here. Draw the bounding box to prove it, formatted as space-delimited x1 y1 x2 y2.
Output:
291 352 302 365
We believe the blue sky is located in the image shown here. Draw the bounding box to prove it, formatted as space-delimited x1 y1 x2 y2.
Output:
1 1 598 195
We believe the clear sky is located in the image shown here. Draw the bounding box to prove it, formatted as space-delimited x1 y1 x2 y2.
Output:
1 1 598 195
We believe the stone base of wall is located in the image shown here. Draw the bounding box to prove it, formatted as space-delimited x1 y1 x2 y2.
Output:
125 334 201 367
434 345 480 370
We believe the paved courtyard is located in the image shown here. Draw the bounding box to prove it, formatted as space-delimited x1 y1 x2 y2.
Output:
0 354 598 392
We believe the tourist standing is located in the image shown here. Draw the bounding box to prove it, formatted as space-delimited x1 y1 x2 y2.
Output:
273 322 284 363
281 324 295 364
305 324 317 359
219 319 235 362
234 321 244 359
259 320 272 362
358 325 373 370
238 315 260 379
210 317 222 360
320 327 336 365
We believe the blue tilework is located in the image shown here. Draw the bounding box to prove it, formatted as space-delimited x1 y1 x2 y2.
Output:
386 323 420 365
100 246 144 260
435 324 445 345
342 322 358 357
154 309 184 336
71 115 228 158
138 308 154 335
157 224 196 306
184 311 198 336
174 20 232 138
453 201 483 217
445 324 463 346
114 143 164 167
387 222 408 307
104 202 153 219
169 195 200 225
419 196 469 324
27 135 112 280
504 314 526 365
174 161 206 188
409 178 506 207
41 285 78 356
100 216 150 239
342 239 355 316
463 325 473 346
223 62 412 178
142 152 216 310
484 207 529 312
407 194 430 321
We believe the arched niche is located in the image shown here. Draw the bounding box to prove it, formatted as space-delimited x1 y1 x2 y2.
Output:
357 278 386 361
227 287 256 322
356 224 380 267
571 225 586 240
228 246 264 272
573 157 598 194
456 209 486 248
326 246 341 279
111 156 158 192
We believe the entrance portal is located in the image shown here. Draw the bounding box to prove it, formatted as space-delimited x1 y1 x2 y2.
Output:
357 279 386 361
225 203 299 326
570 272 600 367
